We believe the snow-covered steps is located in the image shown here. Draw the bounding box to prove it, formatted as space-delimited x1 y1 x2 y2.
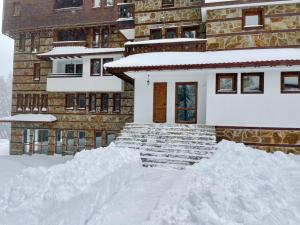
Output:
115 123 217 169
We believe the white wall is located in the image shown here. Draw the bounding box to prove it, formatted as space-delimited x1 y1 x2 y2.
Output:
47 54 124 92
129 71 208 124
206 66 300 128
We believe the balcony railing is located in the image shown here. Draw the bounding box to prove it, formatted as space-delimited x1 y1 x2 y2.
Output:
53 41 87 47
48 73 82 78
117 3 134 29
124 39 207 56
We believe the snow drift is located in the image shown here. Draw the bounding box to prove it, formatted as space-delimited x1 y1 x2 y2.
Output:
0 144 142 225
145 141 300 225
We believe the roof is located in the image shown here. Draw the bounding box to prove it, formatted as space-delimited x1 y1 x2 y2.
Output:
104 48 300 72
0 114 57 123
37 46 124 60
125 38 206 46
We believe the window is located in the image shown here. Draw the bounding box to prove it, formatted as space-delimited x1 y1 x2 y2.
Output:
25 94 31 112
56 130 63 154
89 94 97 112
281 72 300 93
33 94 40 112
113 93 121 113
77 94 86 110
101 28 109 47
162 0 174 8
23 129 31 154
91 59 101 76
101 93 109 112
31 33 40 53
41 94 48 112
66 94 75 109
150 29 162 40
57 29 86 42
34 130 49 154
175 83 198 123
94 0 101 7
66 130 75 155
65 64 83 74
78 131 86 151
13 3 21 16
103 58 113 75
182 27 199 38
106 0 113 6
107 132 116 146
55 0 83 9
19 34 25 52
216 73 237 94
242 9 264 29
165 28 177 39
93 29 100 47
33 63 40 81
17 94 24 112
95 131 102 148
241 73 264 94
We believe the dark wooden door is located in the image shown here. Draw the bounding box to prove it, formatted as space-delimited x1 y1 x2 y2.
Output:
153 83 167 123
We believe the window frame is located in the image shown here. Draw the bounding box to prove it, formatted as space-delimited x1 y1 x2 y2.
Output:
33 62 41 81
31 33 40 53
55 129 63 155
165 27 178 39
90 59 101 76
101 28 110 47
77 93 86 110
34 129 49 154
281 72 300 94
241 72 264 94
242 8 264 30
216 73 238 94
93 0 101 8
66 130 76 155
78 130 86 151
175 82 198 124
89 93 97 112
66 94 75 110
23 129 31 154
17 94 24 112
150 28 162 40
113 93 121 113
106 131 116 146
92 28 101 47
13 2 21 17
94 130 103 148
41 94 48 112
32 94 40 112
55 0 83 9
101 93 109 112
106 0 114 7
162 0 174 8
103 58 113 76
24 94 32 112
19 33 26 52
181 26 199 38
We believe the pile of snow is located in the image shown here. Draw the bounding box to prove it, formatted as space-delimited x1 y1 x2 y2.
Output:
0 139 9 155
0 144 142 225
146 141 300 225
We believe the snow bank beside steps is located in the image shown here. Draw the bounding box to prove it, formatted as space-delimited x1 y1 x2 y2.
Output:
146 140 300 225
0 144 142 221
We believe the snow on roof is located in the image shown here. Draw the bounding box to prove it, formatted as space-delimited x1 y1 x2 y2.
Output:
125 38 206 46
0 114 57 123
37 46 124 58
105 48 300 70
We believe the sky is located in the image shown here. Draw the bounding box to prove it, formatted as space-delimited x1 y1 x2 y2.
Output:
0 0 14 79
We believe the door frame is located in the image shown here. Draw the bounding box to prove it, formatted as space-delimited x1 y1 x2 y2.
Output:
153 82 167 123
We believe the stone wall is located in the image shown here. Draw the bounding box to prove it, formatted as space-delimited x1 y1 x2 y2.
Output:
10 28 133 155
206 3 300 50
135 0 203 40
216 127 300 154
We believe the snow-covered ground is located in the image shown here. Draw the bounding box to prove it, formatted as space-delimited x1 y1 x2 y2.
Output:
0 138 9 155
0 141 299 225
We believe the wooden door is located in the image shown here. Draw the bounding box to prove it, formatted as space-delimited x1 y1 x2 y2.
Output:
153 83 167 123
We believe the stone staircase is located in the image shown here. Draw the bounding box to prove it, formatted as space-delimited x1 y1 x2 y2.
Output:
114 123 217 169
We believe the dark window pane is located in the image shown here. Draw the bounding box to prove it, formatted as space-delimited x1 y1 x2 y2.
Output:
166 29 177 38
176 85 196 108
95 131 102 148
19 34 25 51
177 110 196 123
150 29 162 40
23 129 31 154
34 130 49 154
89 94 96 112
78 94 86 109
283 76 299 91
101 94 109 112
57 29 85 41
183 30 197 38
102 29 109 47
220 78 233 91
65 64 75 74
66 131 75 155
113 94 121 113
107 132 116 146
91 59 101 75
78 131 86 151
66 95 75 109
243 76 261 92
162 0 174 7
76 64 83 74
56 130 63 154
56 0 83 9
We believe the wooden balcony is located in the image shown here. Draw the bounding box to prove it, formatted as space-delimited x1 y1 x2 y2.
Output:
124 39 207 56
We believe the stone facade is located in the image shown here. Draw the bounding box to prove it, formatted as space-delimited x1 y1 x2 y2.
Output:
206 3 300 50
216 127 300 154
135 0 203 40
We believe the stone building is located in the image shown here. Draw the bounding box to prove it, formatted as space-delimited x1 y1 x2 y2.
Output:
1 0 135 155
